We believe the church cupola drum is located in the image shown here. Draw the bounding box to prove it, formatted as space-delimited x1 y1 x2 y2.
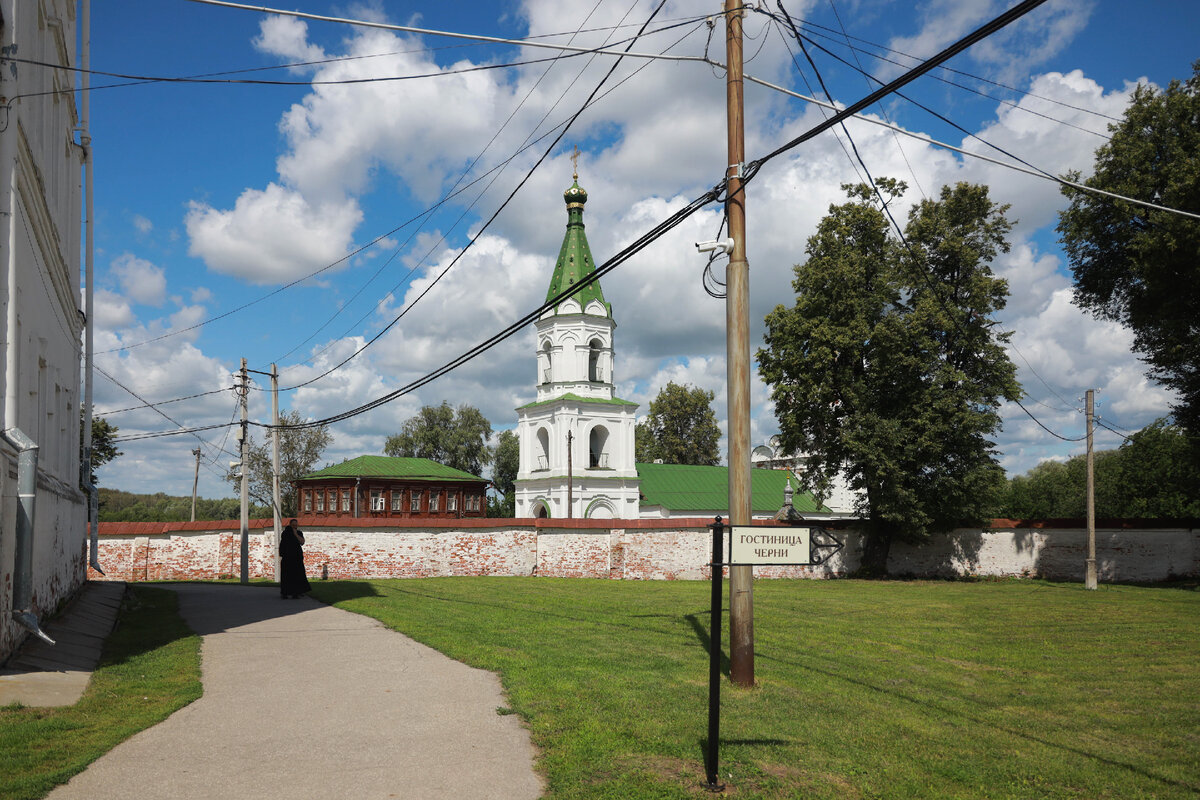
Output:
513 172 640 519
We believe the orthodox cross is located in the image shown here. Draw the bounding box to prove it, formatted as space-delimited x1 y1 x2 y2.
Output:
571 146 580 180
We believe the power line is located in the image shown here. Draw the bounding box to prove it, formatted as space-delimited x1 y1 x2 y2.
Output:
97 366 240 454
785 12 1123 124
772 0 1084 447
738 70 1200 223
265 0 625 367
270 3 689 393
100 18 708 359
97 387 229 416
179 0 713 65
277 0 1052 430
10 13 708 100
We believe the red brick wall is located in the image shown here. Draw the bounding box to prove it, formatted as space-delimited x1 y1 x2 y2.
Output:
87 518 1199 583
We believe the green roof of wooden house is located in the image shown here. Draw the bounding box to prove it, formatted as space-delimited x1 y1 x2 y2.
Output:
298 455 485 483
635 462 826 514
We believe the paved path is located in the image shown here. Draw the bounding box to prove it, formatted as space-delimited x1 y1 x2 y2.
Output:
0 581 124 707
47 583 543 800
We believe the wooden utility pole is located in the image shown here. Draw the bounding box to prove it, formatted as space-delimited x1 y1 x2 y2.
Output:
190 448 201 522
1085 389 1097 590
271 363 282 583
238 358 249 585
724 0 754 687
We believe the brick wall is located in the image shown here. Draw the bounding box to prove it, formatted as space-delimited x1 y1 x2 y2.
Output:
87 518 1199 584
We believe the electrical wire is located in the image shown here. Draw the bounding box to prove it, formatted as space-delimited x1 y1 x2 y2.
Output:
97 387 229 416
266 0 623 367
826 0 926 199
98 18 710 358
773 0 1083 446
788 13 1123 126
97 365 241 454
9 14 707 101
270 2 687 393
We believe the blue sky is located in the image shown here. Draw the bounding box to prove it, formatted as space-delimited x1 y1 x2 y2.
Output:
82 0 1199 500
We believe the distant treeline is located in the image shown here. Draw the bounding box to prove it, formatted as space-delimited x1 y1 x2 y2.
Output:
99 488 271 522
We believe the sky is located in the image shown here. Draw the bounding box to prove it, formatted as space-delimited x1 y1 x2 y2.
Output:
80 0 1199 500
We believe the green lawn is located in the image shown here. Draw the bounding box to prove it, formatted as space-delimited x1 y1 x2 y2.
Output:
309 578 1200 799
0 586 202 800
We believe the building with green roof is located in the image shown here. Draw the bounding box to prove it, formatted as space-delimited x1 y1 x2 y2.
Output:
637 462 830 520
294 455 488 519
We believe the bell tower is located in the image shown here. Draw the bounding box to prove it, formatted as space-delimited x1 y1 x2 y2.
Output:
514 171 639 519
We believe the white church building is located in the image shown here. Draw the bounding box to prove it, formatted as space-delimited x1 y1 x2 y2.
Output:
513 175 834 522
513 176 640 519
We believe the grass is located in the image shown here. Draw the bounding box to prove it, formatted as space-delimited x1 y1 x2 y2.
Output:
308 577 1200 799
0 586 202 800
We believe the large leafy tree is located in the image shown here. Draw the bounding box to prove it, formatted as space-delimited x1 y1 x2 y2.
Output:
226 409 332 517
384 402 493 477
1057 62 1200 444
634 381 721 465
488 429 519 517
759 180 1021 574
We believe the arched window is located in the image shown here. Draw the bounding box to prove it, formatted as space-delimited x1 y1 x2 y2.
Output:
538 339 552 384
588 338 603 382
589 425 609 468
536 428 551 471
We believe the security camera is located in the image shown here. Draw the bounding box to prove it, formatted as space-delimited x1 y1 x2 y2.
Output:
695 238 735 255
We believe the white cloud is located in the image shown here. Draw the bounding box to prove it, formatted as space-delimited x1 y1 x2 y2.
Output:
111 253 167 306
185 184 363 284
132 214 152 235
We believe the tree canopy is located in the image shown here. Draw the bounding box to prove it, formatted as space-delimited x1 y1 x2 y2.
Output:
1057 62 1200 444
384 402 493 477
634 382 721 466
488 429 519 517
226 409 332 517
999 418 1200 519
83 413 122 488
759 180 1021 573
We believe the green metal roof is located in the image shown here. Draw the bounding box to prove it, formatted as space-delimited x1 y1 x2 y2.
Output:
636 462 826 514
544 179 611 317
298 455 485 482
516 392 638 411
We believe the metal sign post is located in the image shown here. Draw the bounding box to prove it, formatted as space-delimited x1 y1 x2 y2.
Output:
702 520 843 791
704 517 726 792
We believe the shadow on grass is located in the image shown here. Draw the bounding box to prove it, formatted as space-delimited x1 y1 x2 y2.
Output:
755 647 1200 794
684 613 730 677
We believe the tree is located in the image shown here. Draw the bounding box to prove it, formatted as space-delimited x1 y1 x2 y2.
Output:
998 418 1200 519
634 382 721 465
488 429 519 517
384 402 493 477
82 412 122 487
1057 62 1200 446
226 410 332 517
759 180 1021 574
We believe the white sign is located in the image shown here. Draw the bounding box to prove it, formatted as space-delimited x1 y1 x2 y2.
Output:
729 526 811 565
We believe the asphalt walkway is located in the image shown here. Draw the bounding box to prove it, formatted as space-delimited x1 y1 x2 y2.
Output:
43 583 543 800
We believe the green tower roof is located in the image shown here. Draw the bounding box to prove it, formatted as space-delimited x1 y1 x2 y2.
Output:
544 178 611 316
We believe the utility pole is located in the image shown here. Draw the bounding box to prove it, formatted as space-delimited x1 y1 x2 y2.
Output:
566 430 574 518
1085 389 1097 590
238 358 249 584
271 363 282 582
190 448 201 522
724 0 754 687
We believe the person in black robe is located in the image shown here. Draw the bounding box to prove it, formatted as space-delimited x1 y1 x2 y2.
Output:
279 518 311 599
